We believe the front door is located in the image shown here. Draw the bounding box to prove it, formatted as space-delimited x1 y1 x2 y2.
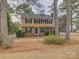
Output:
35 28 38 34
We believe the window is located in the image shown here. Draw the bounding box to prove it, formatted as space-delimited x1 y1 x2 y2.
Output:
34 19 40 24
37 19 39 24
25 18 27 23
27 19 29 23
30 28 32 33
40 27 49 32
25 18 32 23
47 19 49 24
40 19 42 24
41 19 44 24
45 20 47 24
40 27 44 32
29 18 53 24
43 20 45 24
34 19 35 24
26 28 32 33
45 20 46 24
25 28 27 33
30 19 32 23
39 19 41 24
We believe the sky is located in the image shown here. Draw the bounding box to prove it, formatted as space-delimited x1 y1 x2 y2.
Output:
38 0 63 14
8 0 63 14
8 0 63 22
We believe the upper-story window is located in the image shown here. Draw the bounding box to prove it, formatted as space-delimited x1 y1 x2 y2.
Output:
40 19 42 24
45 19 47 24
34 19 40 24
25 18 53 24
25 18 27 23
25 18 32 23
43 20 45 24
30 19 32 23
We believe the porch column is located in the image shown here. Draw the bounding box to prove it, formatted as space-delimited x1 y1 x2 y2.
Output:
52 27 53 33
32 27 35 35
27 27 30 34
38 27 40 35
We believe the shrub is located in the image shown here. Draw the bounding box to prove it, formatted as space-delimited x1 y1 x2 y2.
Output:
0 33 13 49
44 35 66 45
0 34 3 46
45 31 49 36
2 38 12 49
16 30 25 38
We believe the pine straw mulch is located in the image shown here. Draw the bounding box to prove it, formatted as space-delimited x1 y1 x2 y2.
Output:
0 37 79 53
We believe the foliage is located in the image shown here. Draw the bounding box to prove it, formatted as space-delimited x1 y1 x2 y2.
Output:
59 15 66 32
0 34 13 49
2 38 12 49
44 31 49 36
0 34 3 46
7 13 19 34
44 35 66 45
7 4 14 14
16 30 25 38
16 3 33 14
59 0 79 19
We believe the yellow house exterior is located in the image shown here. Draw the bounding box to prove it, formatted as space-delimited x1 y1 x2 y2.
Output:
20 13 54 36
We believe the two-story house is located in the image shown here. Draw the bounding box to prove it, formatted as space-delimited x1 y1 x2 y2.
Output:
20 13 54 36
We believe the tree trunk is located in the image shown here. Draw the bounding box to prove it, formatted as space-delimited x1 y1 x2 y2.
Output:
65 0 71 39
1 0 11 48
71 11 73 32
53 0 59 36
1 0 8 36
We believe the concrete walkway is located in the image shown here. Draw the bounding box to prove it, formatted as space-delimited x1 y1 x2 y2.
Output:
0 45 79 59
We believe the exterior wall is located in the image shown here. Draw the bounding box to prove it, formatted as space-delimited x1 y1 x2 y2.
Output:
20 16 54 36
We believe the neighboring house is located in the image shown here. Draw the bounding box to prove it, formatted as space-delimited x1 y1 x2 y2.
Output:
20 13 54 36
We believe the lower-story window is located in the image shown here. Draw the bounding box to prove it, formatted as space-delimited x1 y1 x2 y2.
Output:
40 27 48 32
25 28 32 34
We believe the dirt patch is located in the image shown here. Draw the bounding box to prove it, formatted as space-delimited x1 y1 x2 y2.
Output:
0 37 79 53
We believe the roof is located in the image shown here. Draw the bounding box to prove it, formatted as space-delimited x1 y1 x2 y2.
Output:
20 13 53 19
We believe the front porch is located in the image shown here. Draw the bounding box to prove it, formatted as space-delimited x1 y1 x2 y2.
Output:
22 27 53 36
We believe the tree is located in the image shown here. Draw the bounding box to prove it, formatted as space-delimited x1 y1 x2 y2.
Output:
16 3 33 14
59 15 66 32
65 0 72 39
5 3 19 34
59 0 78 32
7 13 19 34
1 0 12 48
7 4 14 14
53 0 59 36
